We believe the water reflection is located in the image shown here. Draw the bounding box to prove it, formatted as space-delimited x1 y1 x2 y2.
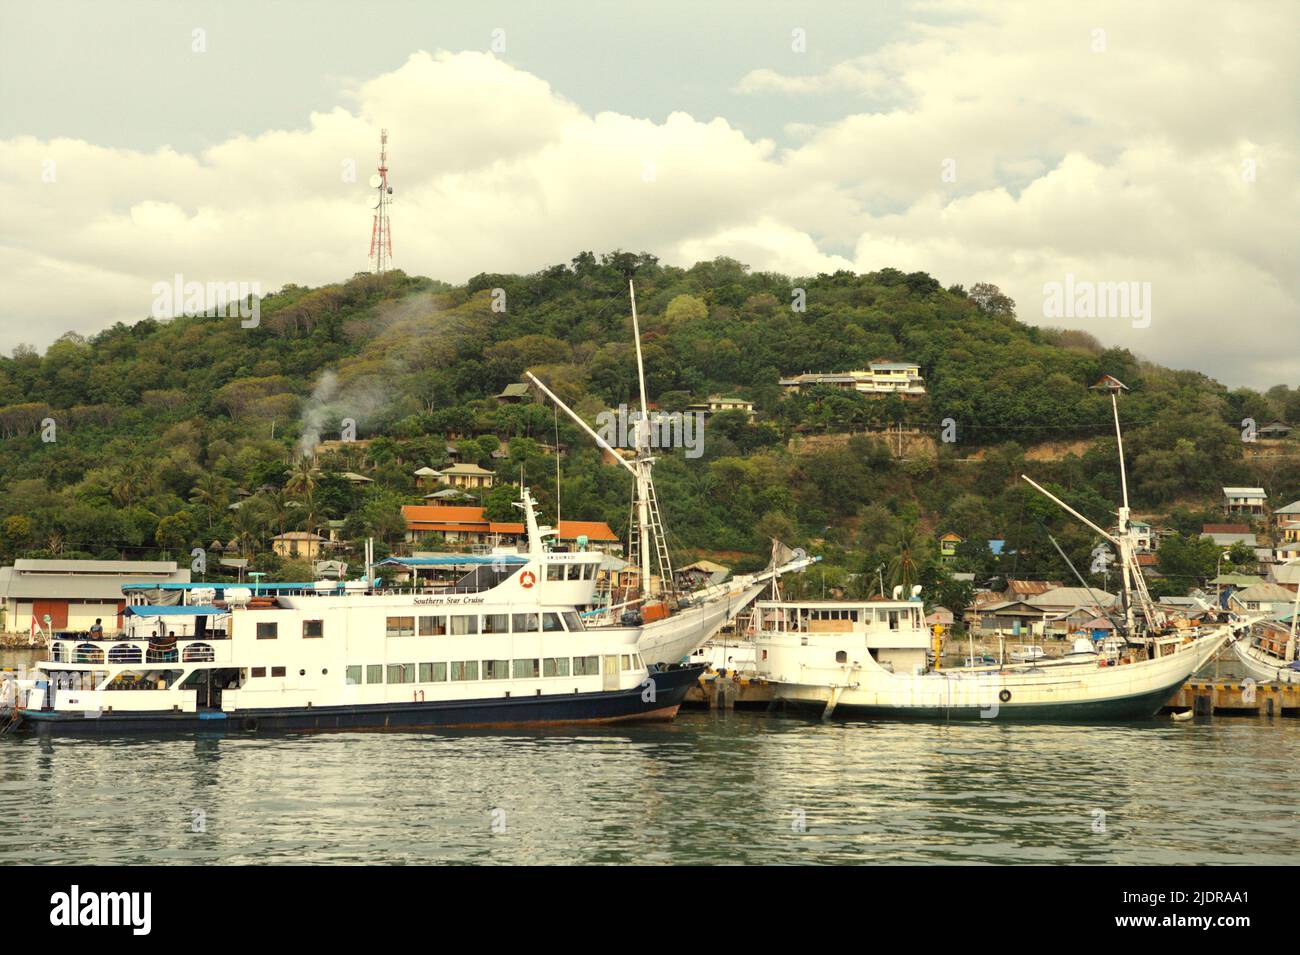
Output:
1 713 1296 864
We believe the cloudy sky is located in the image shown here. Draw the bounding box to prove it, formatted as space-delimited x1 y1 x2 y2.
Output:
1 0 1295 387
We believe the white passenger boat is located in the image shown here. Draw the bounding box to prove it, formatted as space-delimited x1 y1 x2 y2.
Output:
8 489 704 736
753 596 1246 721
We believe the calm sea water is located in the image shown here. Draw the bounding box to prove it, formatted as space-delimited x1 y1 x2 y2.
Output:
2 711 1297 865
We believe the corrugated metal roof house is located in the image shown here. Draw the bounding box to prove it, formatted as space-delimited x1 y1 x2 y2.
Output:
0 559 190 635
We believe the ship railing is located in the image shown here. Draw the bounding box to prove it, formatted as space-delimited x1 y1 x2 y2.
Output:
50 637 232 665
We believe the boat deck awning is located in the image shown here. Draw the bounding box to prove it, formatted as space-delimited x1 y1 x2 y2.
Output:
378 556 528 567
124 605 223 617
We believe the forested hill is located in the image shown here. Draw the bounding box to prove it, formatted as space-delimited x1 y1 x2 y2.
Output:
0 252 1295 596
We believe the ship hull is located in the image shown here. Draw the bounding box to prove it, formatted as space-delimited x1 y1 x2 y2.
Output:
765 629 1234 724
629 585 765 666
14 664 705 736
1230 640 1300 684
777 677 1186 722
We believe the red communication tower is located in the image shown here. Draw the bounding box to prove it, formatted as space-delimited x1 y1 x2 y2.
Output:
368 129 393 273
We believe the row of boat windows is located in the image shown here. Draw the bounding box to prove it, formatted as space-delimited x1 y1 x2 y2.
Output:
56 643 215 665
545 564 598 580
767 608 922 629
334 653 644 685
251 611 587 641
384 612 584 638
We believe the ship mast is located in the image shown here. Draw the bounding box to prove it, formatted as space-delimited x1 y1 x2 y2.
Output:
526 277 674 605
1020 375 1163 642
624 279 674 598
629 280 654 594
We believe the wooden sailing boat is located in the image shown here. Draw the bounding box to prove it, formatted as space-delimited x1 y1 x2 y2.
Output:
752 376 1255 722
1231 586 1300 684
526 279 815 665
1019 374 1262 661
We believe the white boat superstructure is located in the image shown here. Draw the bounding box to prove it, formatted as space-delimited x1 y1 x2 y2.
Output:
13 488 705 735
753 597 1244 721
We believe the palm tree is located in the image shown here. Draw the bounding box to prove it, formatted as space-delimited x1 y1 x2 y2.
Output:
231 505 261 558
188 473 229 530
264 488 291 540
299 488 320 539
887 522 929 596
286 455 317 497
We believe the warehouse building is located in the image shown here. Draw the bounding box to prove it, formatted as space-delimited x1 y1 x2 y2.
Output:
0 559 191 635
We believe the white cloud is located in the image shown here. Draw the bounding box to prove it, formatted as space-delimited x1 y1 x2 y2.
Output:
0 2 1295 389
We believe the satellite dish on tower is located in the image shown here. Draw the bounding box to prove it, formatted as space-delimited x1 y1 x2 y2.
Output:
368 173 382 188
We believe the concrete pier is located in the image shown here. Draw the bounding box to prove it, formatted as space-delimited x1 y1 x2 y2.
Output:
684 673 774 710
1168 680 1300 717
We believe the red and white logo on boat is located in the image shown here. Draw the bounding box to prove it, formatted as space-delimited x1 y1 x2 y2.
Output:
519 570 537 589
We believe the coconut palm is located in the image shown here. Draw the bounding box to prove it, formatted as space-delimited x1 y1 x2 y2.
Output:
188 473 230 529
886 522 930 596
231 504 261 558
264 488 291 540
286 455 317 497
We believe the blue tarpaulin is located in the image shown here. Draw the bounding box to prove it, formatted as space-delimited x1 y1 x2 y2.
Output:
124 605 221 617
378 556 527 567
122 582 343 592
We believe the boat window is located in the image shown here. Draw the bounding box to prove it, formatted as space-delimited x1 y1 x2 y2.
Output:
419 615 447 636
303 620 324 639
544 657 570 677
385 616 416 638
105 669 182 689
366 664 383 684
387 663 415 684
546 564 564 581
483 614 508 635
256 622 278 640
621 654 633 671
512 613 539 633
108 644 142 664
419 662 447 683
573 655 599 676
565 564 581 580
182 643 215 662
482 659 510 680
889 611 899 631
251 667 266 678
451 615 478 636
73 643 105 664
271 666 286 677
345 665 362 685
450 661 479 681
562 612 585 632
512 659 540 679
836 651 847 663
542 613 563 632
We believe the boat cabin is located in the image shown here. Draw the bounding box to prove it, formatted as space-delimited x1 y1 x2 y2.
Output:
754 598 931 677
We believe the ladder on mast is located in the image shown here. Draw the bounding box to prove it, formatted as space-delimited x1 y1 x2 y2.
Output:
627 465 675 599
